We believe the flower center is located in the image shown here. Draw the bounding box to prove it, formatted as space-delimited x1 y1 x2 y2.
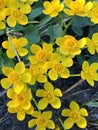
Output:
8 71 20 83
70 2 83 13
12 10 23 20
36 50 47 62
44 92 54 102
53 63 65 73
71 111 80 123
36 117 47 127
65 37 77 49
17 94 24 102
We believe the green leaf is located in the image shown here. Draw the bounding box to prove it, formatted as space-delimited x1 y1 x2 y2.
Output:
47 24 63 41
71 26 83 36
23 24 40 43
86 101 98 107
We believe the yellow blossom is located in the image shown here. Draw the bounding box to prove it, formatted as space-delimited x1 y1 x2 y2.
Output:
88 2 98 24
56 35 86 57
64 0 93 17
29 43 53 67
81 61 98 86
36 82 62 110
28 111 55 129
1 62 31 93
47 53 72 80
7 85 34 121
86 33 98 54
62 101 88 129
28 64 47 85
4 0 31 27
2 37 28 58
43 0 64 17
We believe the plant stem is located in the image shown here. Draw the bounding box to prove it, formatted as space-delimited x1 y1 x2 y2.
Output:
70 74 81 77
33 97 41 113
58 118 66 130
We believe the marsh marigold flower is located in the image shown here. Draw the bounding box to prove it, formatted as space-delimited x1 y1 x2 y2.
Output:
7 85 34 121
56 35 86 57
36 82 62 110
81 61 98 86
62 101 88 129
29 43 53 67
86 32 98 54
64 0 93 16
1 62 31 93
88 2 98 24
2 37 28 58
47 53 72 80
4 0 31 27
28 111 55 129
28 64 47 85
43 0 64 17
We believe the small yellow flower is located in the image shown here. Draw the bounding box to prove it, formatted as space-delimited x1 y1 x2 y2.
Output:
28 111 55 129
28 64 47 85
86 33 98 54
81 61 98 86
47 53 71 80
2 37 28 58
4 0 31 27
29 43 53 67
88 2 98 24
62 101 88 129
64 0 93 16
36 82 62 110
56 35 86 57
1 62 31 93
7 85 34 121
43 0 64 17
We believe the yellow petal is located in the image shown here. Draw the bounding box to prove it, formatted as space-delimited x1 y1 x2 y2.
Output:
14 82 24 94
22 101 31 110
18 37 28 46
31 111 41 117
2 41 9 49
29 56 38 64
80 108 88 116
70 101 80 111
76 117 87 128
48 69 58 80
6 48 16 58
21 73 31 83
7 88 15 98
0 21 6 29
37 75 47 83
2 67 13 76
64 9 74 16
18 15 28 25
18 48 28 56
15 62 25 74
64 118 74 129
51 97 61 109
54 88 62 97
17 110 25 121
38 98 48 110
28 119 36 128
21 4 31 14
7 100 19 108
44 82 54 92
36 89 45 97
62 109 71 117
1 78 11 89
30 44 41 54
7 16 16 27
82 61 89 71
47 120 55 129
42 111 52 119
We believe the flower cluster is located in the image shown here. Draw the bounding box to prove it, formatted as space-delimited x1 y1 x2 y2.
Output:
0 0 98 130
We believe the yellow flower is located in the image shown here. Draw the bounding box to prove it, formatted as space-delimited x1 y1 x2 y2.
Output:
86 33 98 54
62 101 88 129
43 0 64 17
64 0 93 16
88 2 98 24
2 37 28 58
0 12 6 30
29 43 53 67
18 0 38 5
81 61 98 86
4 0 31 27
28 111 55 129
47 53 71 80
56 35 86 57
1 62 31 93
36 82 62 110
7 85 34 121
28 64 47 85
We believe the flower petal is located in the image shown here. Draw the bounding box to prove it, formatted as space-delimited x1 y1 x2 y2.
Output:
38 98 48 110
44 82 54 92
2 67 13 76
7 88 15 98
18 15 28 25
64 118 74 129
36 89 45 97
21 73 31 83
62 109 71 117
42 111 52 119
48 69 58 80
51 97 61 109
80 108 88 116
14 82 24 94
28 119 36 128
70 101 80 111
54 88 62 97
15 62 25 74
17 110 25 121
47 120 55 129
1 78 11 89
18 48 28 56
76 116 87 128
7 16 16 27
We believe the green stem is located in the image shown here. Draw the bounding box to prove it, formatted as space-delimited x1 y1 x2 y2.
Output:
58 118 66 130
58 14 68 28
70 74 81 77
33 97 41 113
